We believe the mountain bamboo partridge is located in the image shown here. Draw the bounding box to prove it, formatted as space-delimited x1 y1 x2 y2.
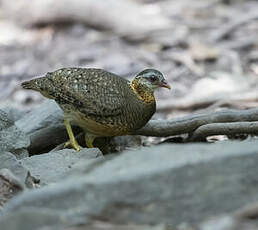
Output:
22 68 171 151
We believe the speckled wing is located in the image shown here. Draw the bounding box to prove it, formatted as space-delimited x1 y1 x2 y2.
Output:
47 68 129 117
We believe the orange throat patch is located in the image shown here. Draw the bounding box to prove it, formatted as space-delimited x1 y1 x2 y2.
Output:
130 80 155 104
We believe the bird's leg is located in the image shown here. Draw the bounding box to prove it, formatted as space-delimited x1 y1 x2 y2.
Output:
85 133 96 148
64 119 81 151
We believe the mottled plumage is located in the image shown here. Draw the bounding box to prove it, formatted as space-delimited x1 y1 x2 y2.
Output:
22 67 170 150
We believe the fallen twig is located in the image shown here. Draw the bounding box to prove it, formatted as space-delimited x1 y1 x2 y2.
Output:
189 121 258 141
134 108 258 137
28 108 258 153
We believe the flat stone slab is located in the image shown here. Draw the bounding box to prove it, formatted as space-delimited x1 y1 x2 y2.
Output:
2 141 258 228
0 110 30 154
0 169 24 210
0 152 30 209
15 100 63 135
0 152 29 185
0 106 26 122
0 208 72 230
21 148 103 185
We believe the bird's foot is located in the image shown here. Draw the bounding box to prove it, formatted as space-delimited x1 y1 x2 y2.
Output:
86 141 94 148
64 119 81 151
64 140 81 151
85 134 95 148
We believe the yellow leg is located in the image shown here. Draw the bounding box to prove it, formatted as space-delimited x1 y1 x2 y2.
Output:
64 119 81 151
85 133 95 148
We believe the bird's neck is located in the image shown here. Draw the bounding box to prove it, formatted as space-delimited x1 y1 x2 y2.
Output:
130 79 155 104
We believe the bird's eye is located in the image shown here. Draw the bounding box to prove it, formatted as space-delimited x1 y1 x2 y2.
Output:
149 75 157 82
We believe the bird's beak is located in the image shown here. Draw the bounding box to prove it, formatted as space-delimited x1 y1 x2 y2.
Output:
160 80 171 90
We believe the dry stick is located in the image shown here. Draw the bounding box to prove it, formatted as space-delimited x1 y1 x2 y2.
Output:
134 108 258 137
29 108 258 152
190 121 258 142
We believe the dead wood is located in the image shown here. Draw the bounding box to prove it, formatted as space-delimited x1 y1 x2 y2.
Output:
134 108 258 137
189 121 258 141
27 108 258 152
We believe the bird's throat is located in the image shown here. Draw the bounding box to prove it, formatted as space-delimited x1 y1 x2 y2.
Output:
130 80 155 104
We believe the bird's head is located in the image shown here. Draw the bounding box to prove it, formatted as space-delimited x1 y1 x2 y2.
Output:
132 69 171 93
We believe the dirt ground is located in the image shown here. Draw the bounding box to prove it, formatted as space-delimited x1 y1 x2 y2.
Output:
1 0 258 119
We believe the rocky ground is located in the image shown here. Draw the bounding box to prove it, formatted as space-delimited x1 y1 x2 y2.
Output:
1 102 258 230
1 0 258 229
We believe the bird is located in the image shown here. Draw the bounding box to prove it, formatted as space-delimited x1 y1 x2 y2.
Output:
21 68 171 151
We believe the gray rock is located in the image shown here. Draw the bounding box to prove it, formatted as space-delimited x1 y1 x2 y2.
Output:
40 223 167 230
198 215 235 230
29 125 67 154
0 208 73 230
21 148 103 185
28 124 81 155
198 202 258 230
66 154 107 176
0 152 30 187
0 106 27 122
0 152 28 182
2 140 258 228
0 110 30 154
0 169 24 210
12 148 29 159
15 100 63 135
0 109 12 130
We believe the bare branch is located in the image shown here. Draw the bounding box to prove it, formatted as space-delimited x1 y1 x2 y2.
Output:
134 108 258 137
28 108 258 154
190 121 258 142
